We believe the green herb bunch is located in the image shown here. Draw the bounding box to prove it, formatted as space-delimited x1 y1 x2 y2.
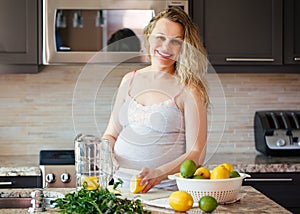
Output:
50 180 151 214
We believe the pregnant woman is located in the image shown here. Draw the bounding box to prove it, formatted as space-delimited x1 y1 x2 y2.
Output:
103 7 209 193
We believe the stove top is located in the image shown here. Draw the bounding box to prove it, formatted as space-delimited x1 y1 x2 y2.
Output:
39 150 75 188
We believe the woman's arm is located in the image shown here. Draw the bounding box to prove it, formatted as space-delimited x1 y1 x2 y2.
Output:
181 86 207 166
103 72 133 159
139 86 207 192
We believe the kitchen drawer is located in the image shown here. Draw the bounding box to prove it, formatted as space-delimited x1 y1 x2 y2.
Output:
0 176 42 189
243 172 300 213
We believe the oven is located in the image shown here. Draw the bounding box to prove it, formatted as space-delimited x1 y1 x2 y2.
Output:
39 150 75 188
42 0 189 64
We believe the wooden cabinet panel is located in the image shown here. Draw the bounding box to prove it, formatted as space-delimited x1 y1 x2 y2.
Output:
193 0 283 65
0 0 38 65
243 173 300 213
284 0 300 64
198 0 282 65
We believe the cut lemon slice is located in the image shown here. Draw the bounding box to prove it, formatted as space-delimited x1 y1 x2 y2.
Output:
130 175 146 194
80 176 99 190
107 185 121 194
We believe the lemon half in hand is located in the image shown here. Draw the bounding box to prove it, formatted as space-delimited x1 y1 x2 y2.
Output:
130 175 146 194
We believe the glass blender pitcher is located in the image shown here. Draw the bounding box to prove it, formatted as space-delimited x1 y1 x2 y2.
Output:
74 134 113 190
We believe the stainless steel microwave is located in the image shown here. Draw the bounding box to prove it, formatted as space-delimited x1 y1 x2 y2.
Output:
42 0 189 64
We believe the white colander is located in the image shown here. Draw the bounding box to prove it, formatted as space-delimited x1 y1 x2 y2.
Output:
168 173 250 203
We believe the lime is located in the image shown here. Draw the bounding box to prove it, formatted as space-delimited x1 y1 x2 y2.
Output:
230 170 241 178
193 175 205 179
199 196 218 213
180 160 197 178
169 191 194 212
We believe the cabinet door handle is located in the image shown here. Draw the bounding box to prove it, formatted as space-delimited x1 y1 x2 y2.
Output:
244 178 293 182
0 181 13 185
226 58 275 62
294 57 300 61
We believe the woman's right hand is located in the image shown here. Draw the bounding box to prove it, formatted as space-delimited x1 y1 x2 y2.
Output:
139 167 164 193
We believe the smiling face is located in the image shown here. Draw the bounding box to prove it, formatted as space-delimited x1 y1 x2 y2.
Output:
148 18 184 72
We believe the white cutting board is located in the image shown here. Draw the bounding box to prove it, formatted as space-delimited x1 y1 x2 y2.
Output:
120 187 173 201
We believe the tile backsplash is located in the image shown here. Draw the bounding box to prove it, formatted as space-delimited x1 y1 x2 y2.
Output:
0 64 299 156
209 73 300 155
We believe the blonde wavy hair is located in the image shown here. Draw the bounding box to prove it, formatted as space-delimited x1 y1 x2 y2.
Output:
143 7 209 106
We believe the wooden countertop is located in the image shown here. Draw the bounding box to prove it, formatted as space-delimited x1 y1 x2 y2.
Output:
0 186 291 213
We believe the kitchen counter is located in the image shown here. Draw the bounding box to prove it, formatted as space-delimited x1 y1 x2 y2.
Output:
0 186 292 213
205 152 300 173
1 152 300 177
0 152 298 213
0 155 41 176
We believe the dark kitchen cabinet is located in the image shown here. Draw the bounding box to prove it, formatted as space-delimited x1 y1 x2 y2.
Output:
0 0 41 73
284 0 300 64
243 172 300 213
192 0 283 65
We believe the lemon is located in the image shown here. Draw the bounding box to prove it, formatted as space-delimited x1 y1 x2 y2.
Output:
194 167 211 179
180 159 197 178
169 191 194 212
199 196 218 213
221 163 234 172
130 175 146 194
80 176 99 190
210 165 230 179
107 185 121 194
230 170 241 178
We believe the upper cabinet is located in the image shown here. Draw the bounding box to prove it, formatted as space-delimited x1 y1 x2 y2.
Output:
284 0 300 64
192 0 300 66
0 0 40 72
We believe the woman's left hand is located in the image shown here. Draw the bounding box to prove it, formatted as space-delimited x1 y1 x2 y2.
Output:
138 168 164 193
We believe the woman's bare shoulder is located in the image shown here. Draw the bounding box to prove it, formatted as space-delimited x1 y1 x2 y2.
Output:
136 66 152 73
181 85 206 106
119 71 136 87
122 71 134 81
121 66 149 81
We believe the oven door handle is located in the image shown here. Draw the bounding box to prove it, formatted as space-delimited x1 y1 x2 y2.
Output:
244 178 293 182
0 181 13 185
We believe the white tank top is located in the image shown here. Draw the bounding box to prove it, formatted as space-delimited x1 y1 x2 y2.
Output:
113 71 186 187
